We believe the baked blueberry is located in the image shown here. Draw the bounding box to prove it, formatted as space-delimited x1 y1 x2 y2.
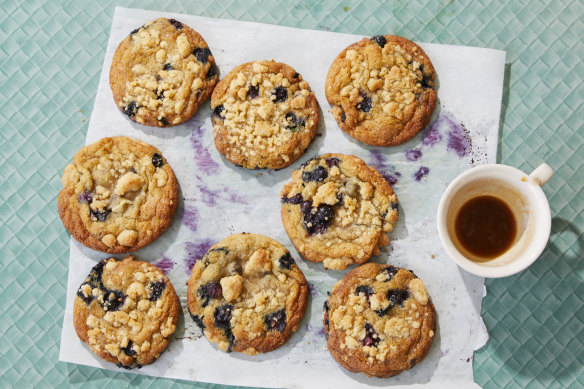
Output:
272 86 288 102
78 190 93 204
265 309 287 332
168 19 183 30
247 84 259 99
152 153 164 168
278 252 295 269
90 208 111 222
356 90 372 112
193 47 212 64
212 104 225 118
356 285 374 298
301 166 328 182
198 282 223 307
214 304 233 329
371 35 387 48
147 281 166 301
123 101 136 117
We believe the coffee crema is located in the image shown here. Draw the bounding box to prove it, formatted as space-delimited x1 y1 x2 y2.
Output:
454 195 517 261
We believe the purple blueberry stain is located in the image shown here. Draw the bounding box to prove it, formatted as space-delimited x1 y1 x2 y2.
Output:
154 256 174 275
228 191 248 205
307 282 318 297
182 206 199 232
369 150 402 185
446 122 472 158
421 119 443 147
317 327 326 336
420 111 471 159
405 149 422 162
184 239 215 274
195 181 248 207
414 166 430 182
189 124 220 175
198 184 220 206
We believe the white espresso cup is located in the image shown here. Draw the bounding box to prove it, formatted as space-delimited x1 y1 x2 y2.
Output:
437 163 554 278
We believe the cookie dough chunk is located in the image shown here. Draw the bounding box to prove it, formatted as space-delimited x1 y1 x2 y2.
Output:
58 136 179 253
110 18 218 126
324 263 436 377
186 233 308 354
73 256 179 369
325 35 436 146
211 60 319 169
280 154 398 270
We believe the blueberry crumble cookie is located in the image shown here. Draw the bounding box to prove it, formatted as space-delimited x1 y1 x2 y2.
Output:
324 263 436 377
186 233 308 354
110 18 218 126
58 137 178 253
280 154 399 270
325 35 436 146
73 256 179 369
211 60 320 169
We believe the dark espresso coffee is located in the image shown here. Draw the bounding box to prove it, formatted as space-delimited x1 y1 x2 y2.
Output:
454 195 517 261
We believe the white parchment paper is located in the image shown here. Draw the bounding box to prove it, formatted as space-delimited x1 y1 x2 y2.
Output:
59 7 506 388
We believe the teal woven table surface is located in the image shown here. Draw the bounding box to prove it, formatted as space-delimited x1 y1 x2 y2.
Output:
0 1 582 388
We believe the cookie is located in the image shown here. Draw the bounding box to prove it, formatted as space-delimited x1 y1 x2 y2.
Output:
186 233 308 354
325 35 436 146
280 154 398 270
110 17 218 127
73 256 179 369
324 263 436 377
210 60 319 169
58 136 179 253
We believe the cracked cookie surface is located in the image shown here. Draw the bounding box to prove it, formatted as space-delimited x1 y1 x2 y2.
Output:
325 35 436 146
73 256 179 369
211 60 319 169
324 263 436 377
280 154 398 270
110 17 218 127
58 136 178 253
186 233 308 354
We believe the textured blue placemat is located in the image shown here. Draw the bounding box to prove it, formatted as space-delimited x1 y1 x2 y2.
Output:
0 1 582 388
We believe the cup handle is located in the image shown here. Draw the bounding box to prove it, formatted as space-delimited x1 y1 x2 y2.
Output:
529 163 554 186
